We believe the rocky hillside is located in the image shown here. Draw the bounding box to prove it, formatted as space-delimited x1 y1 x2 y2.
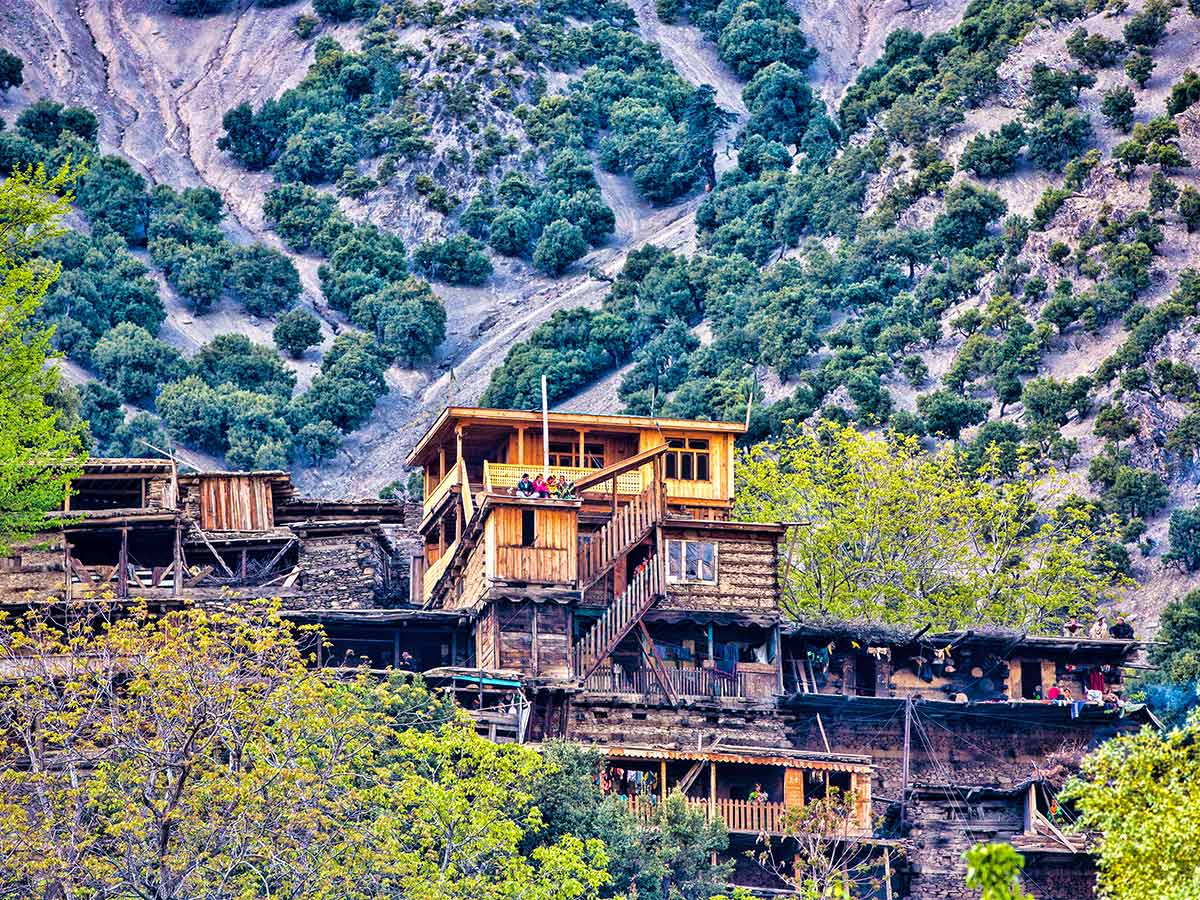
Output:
3 0 1200 628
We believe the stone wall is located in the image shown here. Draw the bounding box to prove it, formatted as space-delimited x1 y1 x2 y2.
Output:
295 531 391 610
661 528 780 616
567 697 788 749
0 535 66 602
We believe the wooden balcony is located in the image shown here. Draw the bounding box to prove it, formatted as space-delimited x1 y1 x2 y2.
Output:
484 461 644 497
625 794 873 837
582 663 778 702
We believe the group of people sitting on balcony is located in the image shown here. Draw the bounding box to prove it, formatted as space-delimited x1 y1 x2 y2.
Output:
514 473 577 500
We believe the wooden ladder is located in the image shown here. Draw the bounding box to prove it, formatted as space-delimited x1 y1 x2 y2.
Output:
578 482 660 591
574 556 664 682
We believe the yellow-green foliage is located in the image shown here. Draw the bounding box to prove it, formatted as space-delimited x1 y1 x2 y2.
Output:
735 424 1127 630
0 600 611 900
0 162 85 554
1061 714 1200 900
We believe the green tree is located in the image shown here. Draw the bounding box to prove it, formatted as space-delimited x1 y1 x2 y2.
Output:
1123 0 1171 48
192 332 296 399
274 307 322 357
742 62 813 149
155 375 228 451
1180 186 1200 233
1100 86 1136 133
958 122 1025 177
1149 171 1179 214
357 276 446 365
1165 507 1200 572
0 49 22 92
412 234 493 285
916 389 988 439
964 844 1033 900
0 602 611 900
75 155 151 244
1167 70 1200 116
533 219 588 276
0 163 86 553
1026 105 1093 172
227 243 301 316
735 425 1125 630
91 322 187 404
489 208 534 257
931 182 1007 251
1125 52 1154 88
1061 713 1200 900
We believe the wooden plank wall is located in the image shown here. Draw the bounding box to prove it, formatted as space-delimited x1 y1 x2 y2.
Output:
476 603 498 670
489 506 577 584
198 476 274 531
492 600 570 677
638 431 734 504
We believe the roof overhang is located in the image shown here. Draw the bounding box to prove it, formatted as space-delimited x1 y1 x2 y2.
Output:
600 743 873 773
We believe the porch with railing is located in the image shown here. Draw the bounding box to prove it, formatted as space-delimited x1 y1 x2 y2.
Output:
484 461 645 497
581 663 774 701
626 795 791 834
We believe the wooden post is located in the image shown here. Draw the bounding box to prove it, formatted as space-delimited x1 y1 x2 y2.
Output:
439 446 446 482
900 696 912 831
660 760 667 801
883 849 893 900
172 520 182 597
709 761 717 820
541 375 550 478
707 622 715 661
517 426 526 466
531 604 540 676
578 429 585 466
118 526 129 599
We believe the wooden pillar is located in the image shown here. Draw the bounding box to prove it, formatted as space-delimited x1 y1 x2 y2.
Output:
578 429 585 466
240 549 248 581
118 526 129 599
438 519 447 556
517 426 526 465
660 760 667 801
707 623 715 661
172 520 182 597
439 446 446 482
456 425 464 472
709 761 717 819
531 603 540 676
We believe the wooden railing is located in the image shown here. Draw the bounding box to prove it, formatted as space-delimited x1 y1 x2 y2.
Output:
582 664 756 700
574 558 663 681
579 482 660 588
424 463 461 515
69 560 181 597
422 540 458 605
484 462 644 496
626 796 789 834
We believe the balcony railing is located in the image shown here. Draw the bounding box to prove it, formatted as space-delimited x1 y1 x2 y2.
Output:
581 664 772 701
484 462 644 496
424 463 461 515
626 795 790 834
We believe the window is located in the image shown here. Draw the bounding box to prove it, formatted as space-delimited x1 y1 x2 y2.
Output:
548 442 605 468
667 539 717 584
664 438 711 481
521 509 536 547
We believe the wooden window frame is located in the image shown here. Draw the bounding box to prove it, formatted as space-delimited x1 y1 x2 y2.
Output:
666 539 718 584
664 437 711 482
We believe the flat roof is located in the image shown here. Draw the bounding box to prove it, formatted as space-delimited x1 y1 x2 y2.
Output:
601 743 872 772
407 406 746 466
80 458 175 475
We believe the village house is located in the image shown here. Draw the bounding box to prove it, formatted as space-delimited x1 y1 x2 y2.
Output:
0 407 1155 899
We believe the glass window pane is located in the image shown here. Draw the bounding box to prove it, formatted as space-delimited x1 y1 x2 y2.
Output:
696 453 710 481
685 541 702 579
688 439 709 449
665 453 677 479
698 542 716 582
668 438 685 448
681 454 694 480
668 541 683 579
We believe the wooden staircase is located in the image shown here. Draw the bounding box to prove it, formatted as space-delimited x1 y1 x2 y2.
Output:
578 482 661 591
574 556 664 682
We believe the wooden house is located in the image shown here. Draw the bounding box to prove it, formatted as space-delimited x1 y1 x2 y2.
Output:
405 407 786 704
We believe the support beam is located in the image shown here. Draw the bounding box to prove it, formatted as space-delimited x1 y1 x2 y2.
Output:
638 620 678 706
572 443 669 492
117 527 129 599
900 696 912 831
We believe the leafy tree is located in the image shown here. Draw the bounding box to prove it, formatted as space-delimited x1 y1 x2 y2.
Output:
106 411 172 458
192 333 296 399
1026 105 1093 172
273 113 359 184
1100 86 1136 133
0 49 22 92
533 219 587 275
931 182 1007 251
1165 507 1200 573
964 844 1034 900
263 183 345 252
1125 51 1154 88
356 276 446 365
1149 171 1179 214
91 322 187 404
716 0 817 80
0 602 610 900
1026 63 1094 117
413 234 493 285
1021 376 1091 425
742 62 813 149
489 208 534 257
156 375 228 451
15 99 98 147
1061 712 1200 900
217 100 286 170
293 419 343 462
916 389 988 438
1122 0 1171 48
1180 186 1200 233
75 155 151 244
1065 27 1125 69
227 243 301 316
274 307 322 357
958 122 1025 177
735 425 1126 630
0 163 85 553
79 381 124 449
1167 69 1200 116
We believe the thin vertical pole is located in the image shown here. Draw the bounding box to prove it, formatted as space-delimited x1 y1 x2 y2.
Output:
900 696 912 831
118 526 129 599
541 375 550 478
